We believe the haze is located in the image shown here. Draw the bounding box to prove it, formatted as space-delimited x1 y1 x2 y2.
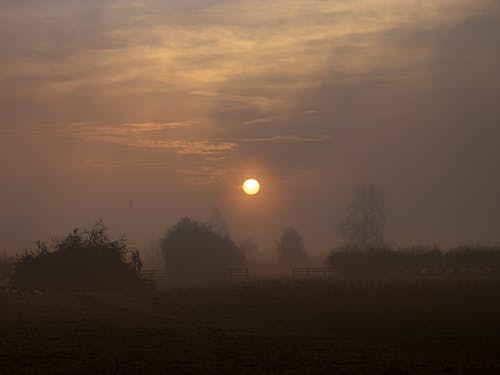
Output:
1 0 499 254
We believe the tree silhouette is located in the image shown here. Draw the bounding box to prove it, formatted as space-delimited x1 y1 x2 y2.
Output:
161 217 245 273
339 185 385 250
277 227 307 266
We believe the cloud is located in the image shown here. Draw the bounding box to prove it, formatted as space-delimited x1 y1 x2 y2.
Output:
243 116 282 126
62 122 238 156
242 135 331 144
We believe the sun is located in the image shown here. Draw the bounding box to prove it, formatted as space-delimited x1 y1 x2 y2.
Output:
242 178 260 195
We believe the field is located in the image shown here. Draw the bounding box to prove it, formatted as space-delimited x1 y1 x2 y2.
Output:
1 280 500 374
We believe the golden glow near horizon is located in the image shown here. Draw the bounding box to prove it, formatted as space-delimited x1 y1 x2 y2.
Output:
243 179 261 195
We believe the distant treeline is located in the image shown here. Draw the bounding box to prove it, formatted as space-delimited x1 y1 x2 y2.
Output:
3 211 500 292
327 245 500 277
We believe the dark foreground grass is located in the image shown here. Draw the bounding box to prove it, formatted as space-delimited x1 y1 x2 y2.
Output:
1 281 500 374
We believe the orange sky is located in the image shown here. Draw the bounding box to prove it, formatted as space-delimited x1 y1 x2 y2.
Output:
1 0 500 255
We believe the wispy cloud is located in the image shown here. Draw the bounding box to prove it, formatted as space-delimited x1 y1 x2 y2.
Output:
243 135 331 143
82 158 171 173
63 122 237 156
243 116 282 126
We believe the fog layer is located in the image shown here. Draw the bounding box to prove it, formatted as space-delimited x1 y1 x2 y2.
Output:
1 0 499 253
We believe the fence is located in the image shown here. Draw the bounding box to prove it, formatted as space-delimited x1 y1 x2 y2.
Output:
140 267 249 290
140 268 167 292
292 267 336 278
226 267 249 282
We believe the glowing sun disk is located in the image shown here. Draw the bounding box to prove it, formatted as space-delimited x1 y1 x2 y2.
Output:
243 179 260 195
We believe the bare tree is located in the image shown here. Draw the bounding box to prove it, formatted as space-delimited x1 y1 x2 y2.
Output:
339 185 385 249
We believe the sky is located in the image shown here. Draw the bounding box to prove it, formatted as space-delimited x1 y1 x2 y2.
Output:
1 0 500 256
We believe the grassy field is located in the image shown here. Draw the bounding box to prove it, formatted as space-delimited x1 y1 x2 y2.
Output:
1 280 500 374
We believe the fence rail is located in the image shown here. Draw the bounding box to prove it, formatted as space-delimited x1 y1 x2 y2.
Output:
140 267 249 290
292 267 336 278
226 267 249 280
141 268 169 281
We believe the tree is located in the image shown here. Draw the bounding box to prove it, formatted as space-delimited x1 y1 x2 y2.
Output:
338 185 385 250
277 227 307 266
13 221 145 292
161 218 245 273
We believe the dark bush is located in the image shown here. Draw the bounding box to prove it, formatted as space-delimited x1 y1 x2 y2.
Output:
161 217 245 274
327 245 395 277
13 221 146 292
446 245 500 274
327 244 500 278
0 256 14 284
327 244 443 277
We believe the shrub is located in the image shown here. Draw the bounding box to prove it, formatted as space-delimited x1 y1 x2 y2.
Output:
13 221 145 292
326 244 443 277
327 244 500 277
446 245 500 274
0 256 14 284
